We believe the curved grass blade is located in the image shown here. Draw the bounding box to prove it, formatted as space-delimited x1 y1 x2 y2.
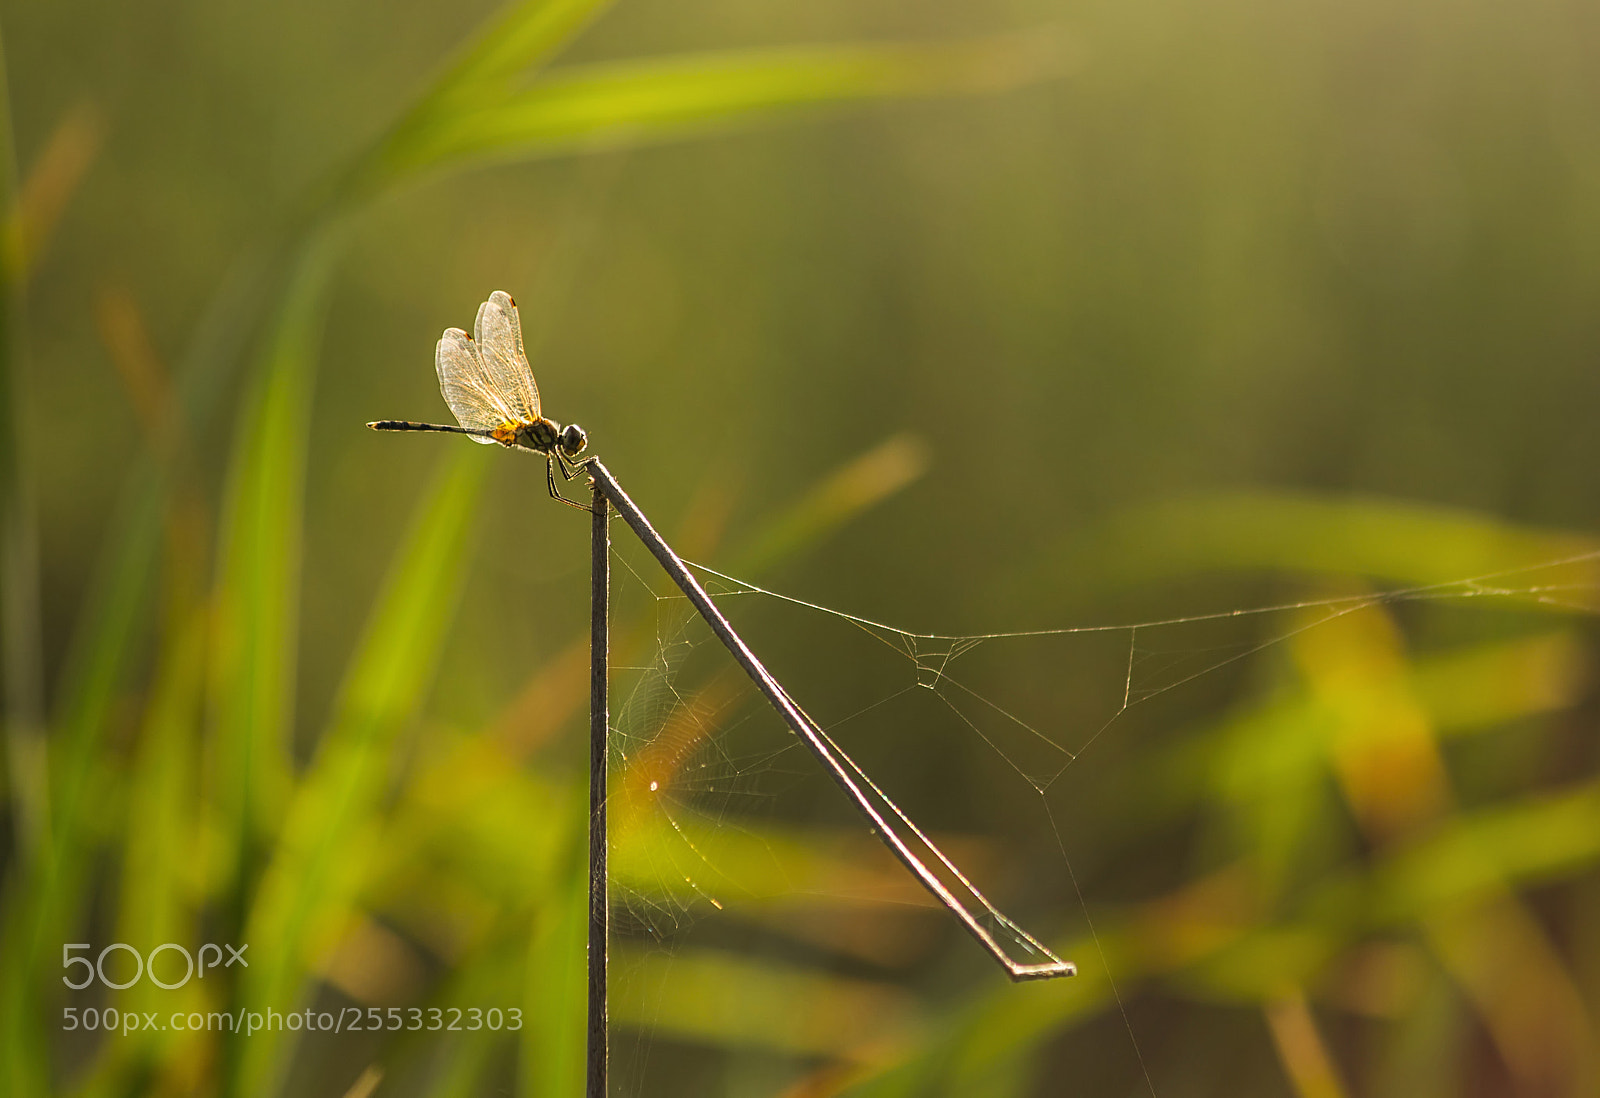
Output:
337 0 621 208
375 33 1077 183
729 432 929 576
421 0 620 101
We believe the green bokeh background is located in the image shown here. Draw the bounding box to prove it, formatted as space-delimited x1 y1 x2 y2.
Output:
2 0 1597 1095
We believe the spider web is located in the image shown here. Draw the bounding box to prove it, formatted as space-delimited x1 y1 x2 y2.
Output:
601 537 1600 1097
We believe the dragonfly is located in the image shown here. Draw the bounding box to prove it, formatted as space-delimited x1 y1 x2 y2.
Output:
369 290 593 509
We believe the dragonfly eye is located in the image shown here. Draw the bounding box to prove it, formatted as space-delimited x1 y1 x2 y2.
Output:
561 423 588 456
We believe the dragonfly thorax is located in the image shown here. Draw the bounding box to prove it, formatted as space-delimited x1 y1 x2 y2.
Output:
506 418 561 452
498 418 586 459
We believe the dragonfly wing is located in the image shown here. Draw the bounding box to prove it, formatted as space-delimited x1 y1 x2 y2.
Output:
436 327 513 443
474 291 541 421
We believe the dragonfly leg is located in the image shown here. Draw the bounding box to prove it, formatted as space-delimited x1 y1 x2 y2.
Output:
545 454 593 511
557 451 595 480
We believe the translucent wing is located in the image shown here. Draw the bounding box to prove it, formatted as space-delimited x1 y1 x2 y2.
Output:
473 290 541 421
436 327 514 444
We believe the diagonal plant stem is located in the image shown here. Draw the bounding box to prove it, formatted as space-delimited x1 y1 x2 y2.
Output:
587 458 1075 982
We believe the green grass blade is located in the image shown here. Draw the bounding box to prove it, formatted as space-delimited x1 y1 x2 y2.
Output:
841 941 1116 1098
75 605 209 1095
520 849 587 1098
209 234 340 881
1369 781 1600 923
1049 491 1599 592
611 947 919 1059
379 33 1076 181
429 0 619 98
0 21 49 1097
0 18 47 860
236 444 490 1097
729 433 930 576
337 0 620 206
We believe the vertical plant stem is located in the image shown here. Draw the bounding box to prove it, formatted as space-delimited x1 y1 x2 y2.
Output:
588 480 609 1098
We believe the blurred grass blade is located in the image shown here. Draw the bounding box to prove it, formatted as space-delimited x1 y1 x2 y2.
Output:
237 444 490 1097
426 0 618 99
340 0 620 205
5 102 100 278
522 851 587 1098
1412 631 1588 732
96 287 180 450
1049 491 1599 593
96 604 207 1087
842 937 1116 1098
1263 989 1351 1098
1371 781 1600 921
0 23 50 1098
730 432 929 575
378 33 1077 181
210 233 340 872
611 947 919 1058
0 20 43 860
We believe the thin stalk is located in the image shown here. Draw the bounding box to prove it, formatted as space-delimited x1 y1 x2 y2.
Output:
588 480 610 1096
586 458 1073 982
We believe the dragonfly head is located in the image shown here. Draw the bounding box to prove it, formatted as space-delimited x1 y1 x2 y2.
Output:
559 422 588 457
